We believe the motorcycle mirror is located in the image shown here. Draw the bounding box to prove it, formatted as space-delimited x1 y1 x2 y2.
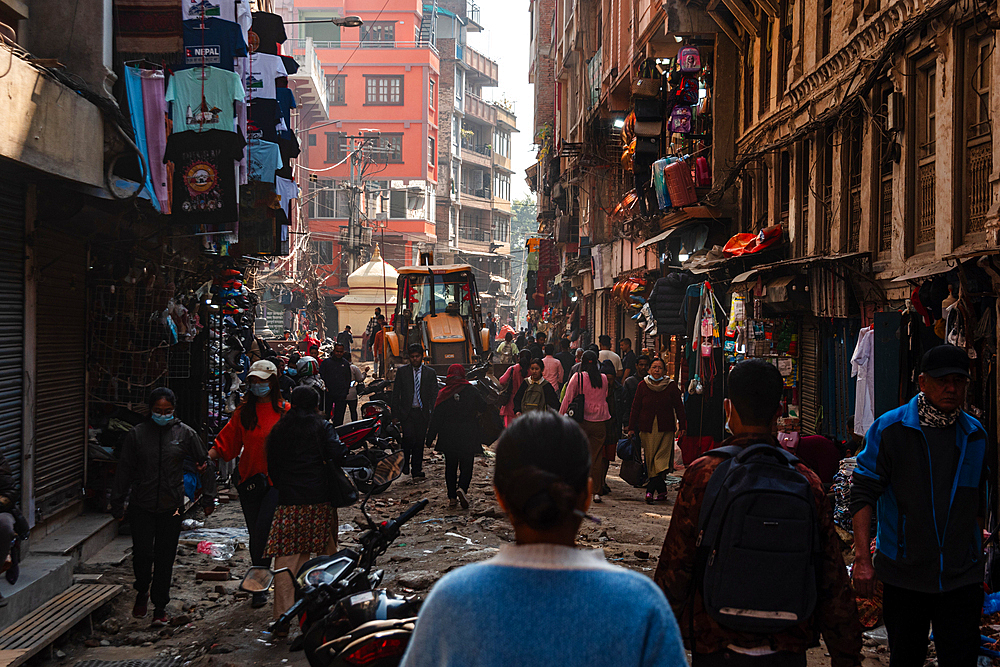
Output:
372 450 404 487
240 566 274 593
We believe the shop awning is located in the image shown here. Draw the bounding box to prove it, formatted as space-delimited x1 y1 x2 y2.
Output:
713 252 870 280
637 206 724 249
889 260 953 282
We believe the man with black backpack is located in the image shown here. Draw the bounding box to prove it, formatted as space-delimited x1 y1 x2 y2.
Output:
655 359 861 667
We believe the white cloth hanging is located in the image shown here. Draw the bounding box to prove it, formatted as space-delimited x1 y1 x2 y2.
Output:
851 327 875 437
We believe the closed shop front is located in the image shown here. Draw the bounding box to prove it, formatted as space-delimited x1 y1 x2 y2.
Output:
0 161 25 492
34 225 87 518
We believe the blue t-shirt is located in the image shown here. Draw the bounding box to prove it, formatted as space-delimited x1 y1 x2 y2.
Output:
180 18 248 72
400 545 686 667
276 88 297 138
247 138 283 183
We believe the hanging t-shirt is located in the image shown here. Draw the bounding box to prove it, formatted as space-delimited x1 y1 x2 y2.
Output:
247 138 282 183
276 87 296 131
280 55 299 76
166 66 244 133
250 12 286 55
180 18 247 71
275 135 300 180
164 129 246 223
248 52 287 100
851 327 875 437
246 98 280 143
275 176 299 217
182 0 249 23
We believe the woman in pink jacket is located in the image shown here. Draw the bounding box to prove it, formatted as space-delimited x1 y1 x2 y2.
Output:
559 350 611 503
499 350 532 427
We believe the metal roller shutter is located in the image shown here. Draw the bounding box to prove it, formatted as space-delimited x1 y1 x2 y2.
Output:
0 163 24 490
800 320 821 435
34 227 87 516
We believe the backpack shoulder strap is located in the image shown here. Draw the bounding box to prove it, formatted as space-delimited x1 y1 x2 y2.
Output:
695 447 741 541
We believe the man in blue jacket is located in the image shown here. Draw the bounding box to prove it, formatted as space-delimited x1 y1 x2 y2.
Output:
851 344 987 667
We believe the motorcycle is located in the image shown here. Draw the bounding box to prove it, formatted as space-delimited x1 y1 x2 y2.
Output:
335 382 400 494
240 450 428 667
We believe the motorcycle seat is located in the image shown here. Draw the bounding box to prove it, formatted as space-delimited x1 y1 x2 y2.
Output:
335 418 377 437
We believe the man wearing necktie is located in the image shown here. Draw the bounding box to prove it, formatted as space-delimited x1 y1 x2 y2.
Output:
391 343 438 478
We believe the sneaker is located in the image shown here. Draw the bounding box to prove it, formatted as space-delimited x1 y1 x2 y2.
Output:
150 609 169 627
251 591 268 609
645 492 654 505
457 489 469 510
132 593 149 619
593 494 602 504
448 498 458 508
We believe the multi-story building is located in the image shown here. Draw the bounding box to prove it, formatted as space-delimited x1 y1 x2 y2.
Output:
282 0 440 327
429 1 517 308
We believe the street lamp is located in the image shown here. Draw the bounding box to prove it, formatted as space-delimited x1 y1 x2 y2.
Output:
284 15 364 27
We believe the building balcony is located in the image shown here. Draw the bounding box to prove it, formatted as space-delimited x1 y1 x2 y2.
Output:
289 37 329 125
464 93 497 125
463 45 498 86
459 186 492 210
460 138 492 167
466 1 483 32
458 225 491 244
492 152 511 172
492 197 511 214
303 40 437 54
495 103 517 131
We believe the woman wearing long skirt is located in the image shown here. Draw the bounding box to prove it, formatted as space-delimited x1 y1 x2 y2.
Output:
628 358 686 504
559 350 611 503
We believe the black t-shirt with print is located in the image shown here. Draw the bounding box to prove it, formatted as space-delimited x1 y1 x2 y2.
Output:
247 98 280 143
164 129 247 223
275 134 300 180
179 18 247 71
250 12 286 55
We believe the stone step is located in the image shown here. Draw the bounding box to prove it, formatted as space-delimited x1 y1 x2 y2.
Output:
0 555 73 632
28 514 116 564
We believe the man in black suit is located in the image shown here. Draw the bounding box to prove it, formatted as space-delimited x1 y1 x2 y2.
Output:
391 343 438 478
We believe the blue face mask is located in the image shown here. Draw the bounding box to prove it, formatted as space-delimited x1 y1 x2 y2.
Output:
151 412 174 426
287 368 297 376
250 384 271 398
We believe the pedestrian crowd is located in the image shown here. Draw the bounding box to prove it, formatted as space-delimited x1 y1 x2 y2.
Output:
103 314 988 667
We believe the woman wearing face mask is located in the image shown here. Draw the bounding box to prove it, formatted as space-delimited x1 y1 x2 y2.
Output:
559 350 612 504
628 358 686 504
111 388 217 626
264 385 345 635
279 355 299 400
400 411 687 667
208 360 288 608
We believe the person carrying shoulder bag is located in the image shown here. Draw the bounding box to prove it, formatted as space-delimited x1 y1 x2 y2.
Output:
559 350 611 504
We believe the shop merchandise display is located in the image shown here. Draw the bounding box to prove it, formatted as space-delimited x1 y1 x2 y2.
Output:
164 129 247 222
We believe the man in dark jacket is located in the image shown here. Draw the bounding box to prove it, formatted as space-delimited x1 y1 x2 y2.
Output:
391 343 439 478
336 325 354 352
648 272 693 336
111 388 216 623
656 359 861 667
320 343 353 424
555 338 574 387
527 332 545 361
852 345 987 666
619 354 650 423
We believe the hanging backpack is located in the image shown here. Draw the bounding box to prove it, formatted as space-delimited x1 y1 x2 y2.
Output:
678 46 702 73
521 380 549 413
695 444 820 634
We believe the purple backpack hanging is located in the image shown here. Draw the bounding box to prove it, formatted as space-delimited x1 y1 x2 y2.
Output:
669 107 693 134
678 46 702 73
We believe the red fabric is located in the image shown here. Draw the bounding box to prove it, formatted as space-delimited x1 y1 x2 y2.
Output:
212 400 288 481
435 364 470 407
722 224 783 257
678 435 717 466
627 379 687 434
794 435 841 485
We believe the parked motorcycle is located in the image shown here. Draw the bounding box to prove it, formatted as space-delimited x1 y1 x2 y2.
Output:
241 450 427 667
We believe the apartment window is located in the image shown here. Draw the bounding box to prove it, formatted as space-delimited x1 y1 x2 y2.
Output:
365 76 403 105
797 139 812 254
368 133 403 163
778 1 793 98
742 174 755 232
875 85 894 256
779 151 790 226
428 136 436 166
821 132 834 249
819 0 832 59
311 240 334 265
362 21 395 47
914 55 936 252
964 32 994 236
494 173 511 201
742 37 755 130
845 121 863 252
327 75 346 106
596 10 603 48
326 132 349 162
758 161 770 229
389 190 407 219
300 11 340 42
309 180 351 219
759 19 773 114
429 78 436 109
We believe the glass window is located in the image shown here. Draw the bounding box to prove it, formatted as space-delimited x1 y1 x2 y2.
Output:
362 21 395 47
311 240 334 264
365 76 403 105
327 75 345 105
428 136 436 166
367 133 403 163
326 133 349 162
300 11 340 43
411 276 473 318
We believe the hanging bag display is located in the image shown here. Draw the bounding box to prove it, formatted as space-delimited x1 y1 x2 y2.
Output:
668 107 693 134
664 160 697 207
678 46 702 73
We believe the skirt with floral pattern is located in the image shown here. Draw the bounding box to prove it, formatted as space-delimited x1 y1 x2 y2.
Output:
265 503 338 557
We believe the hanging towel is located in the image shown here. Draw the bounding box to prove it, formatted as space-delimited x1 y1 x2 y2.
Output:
124 67 165 212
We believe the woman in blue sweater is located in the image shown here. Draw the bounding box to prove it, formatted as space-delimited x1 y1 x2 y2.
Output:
400 411 686 667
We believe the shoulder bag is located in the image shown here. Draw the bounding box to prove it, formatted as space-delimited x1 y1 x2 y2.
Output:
498 368 515 405
566 372 586 423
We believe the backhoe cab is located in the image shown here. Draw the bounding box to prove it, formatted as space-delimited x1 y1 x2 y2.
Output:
382 265 491 375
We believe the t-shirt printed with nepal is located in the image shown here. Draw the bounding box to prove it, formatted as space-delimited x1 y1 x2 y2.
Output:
164 129 246 222
180 18 247 71
166 66 244 133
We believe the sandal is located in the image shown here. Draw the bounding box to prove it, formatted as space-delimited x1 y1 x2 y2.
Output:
645 493 654 505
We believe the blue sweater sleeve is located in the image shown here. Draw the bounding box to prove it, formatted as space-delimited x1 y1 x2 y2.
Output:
638 580 688 667
850 417 889 515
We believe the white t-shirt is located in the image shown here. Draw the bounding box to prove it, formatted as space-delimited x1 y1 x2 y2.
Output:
598 349 623 373
247 52 287 101
182 0 251 33
275 176 300 217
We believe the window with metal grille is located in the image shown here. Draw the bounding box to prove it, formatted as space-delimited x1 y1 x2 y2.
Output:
965 32 993 236
311 240 334 264
309 179 351 219
759 19 772 114
875 85 894 256
846 121 862 253
365 76 403 105
914 56 936 251
821 132 834 250
819 0 832 58
779 150 791 227
327 75 345 106
797 139 811 255
743 38 754 130
778 1 793 99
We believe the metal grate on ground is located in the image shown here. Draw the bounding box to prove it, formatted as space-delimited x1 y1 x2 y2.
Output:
75 658 183 667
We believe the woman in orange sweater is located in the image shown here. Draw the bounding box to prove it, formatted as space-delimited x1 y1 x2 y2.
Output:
208 359 288 608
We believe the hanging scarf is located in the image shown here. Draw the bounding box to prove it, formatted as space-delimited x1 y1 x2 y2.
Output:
644 375 671 392
917 392 960 428
435 364 471 407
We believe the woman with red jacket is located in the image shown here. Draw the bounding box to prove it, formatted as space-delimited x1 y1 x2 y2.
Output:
628 358 686 504
208 359 289 608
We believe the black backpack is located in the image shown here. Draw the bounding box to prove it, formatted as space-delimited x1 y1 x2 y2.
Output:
695 443 820 634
